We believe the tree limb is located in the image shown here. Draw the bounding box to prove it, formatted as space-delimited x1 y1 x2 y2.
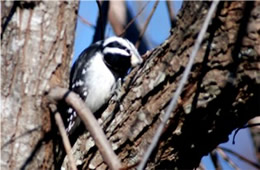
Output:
54 111 77 170
48 87 121 170
166 1 176 28
135 0 159 48
219 147 260 169
75 1 260 169
137 1 219 169
216 148 239 170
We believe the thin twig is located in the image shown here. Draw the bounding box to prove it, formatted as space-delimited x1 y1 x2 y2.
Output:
54 112 77 170
248 117 260 163
95 0 104 41
216 148 240 170
119 1 150 37
210 150 222 170
137 1 220 169
220 147 260 169
232 123 260 144
135 0 159 49
78 15 95 28
48 87 121 170
166 1 176 28
198 163 206 170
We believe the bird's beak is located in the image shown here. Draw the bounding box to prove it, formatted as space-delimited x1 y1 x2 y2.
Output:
131 53 143 67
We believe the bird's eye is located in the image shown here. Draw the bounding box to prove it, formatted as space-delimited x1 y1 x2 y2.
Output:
125 48 130 54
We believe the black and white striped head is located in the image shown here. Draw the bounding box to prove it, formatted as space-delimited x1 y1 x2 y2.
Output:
102 37 143 77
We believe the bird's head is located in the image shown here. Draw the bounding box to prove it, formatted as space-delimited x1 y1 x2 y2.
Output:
102 37 143 77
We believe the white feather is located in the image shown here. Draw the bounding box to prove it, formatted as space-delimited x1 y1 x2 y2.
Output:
84 52 116 113
103 47 129 56
103 36 131 49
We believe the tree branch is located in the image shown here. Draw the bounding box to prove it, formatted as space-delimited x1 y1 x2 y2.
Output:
54 112 77 170
248 117 260 162
119 1 150 37
216 148 239 170
220 147 260 169
64 1 260 169
166 1 176 28
137 1 220 169
93 0 109 42
210 151 222 170
47 87 121 170
78 15 95 28
135 0 159 49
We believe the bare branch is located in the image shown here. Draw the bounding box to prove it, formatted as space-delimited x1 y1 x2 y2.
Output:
137 1 220 169
54 112 77 170
220 147 260 169
119 1 150 37
93 0 109 42
198 163 206 170
78 15 95 28
216 148 239 170
232 122 260 144
96 0 104 40
109 1 126 36
248 117 260 162
210 151 222 170
135 0 159 49
48 87 121 170
166 1 176 27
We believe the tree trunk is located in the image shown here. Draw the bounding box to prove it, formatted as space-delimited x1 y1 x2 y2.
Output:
1 1 78 169
67 1 260 169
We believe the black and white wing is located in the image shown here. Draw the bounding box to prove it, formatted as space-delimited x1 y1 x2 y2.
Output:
64 42 103 134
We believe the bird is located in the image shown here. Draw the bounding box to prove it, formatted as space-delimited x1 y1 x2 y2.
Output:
63 36 143 135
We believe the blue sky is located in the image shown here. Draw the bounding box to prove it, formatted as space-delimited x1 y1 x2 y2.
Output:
73 1 182 64
73 1 258 169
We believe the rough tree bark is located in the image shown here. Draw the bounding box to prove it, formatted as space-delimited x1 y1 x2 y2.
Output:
1 1 78 169
1 1 259 170
65 1 260 169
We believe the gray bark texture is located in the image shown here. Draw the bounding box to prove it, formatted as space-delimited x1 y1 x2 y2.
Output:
64 1 260 169
1 1 78 169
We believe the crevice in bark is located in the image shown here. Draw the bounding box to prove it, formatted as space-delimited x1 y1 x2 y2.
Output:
1 2 18 39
